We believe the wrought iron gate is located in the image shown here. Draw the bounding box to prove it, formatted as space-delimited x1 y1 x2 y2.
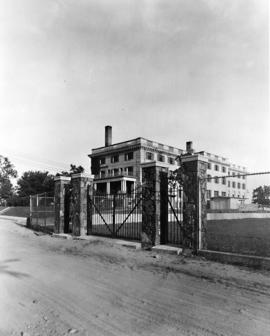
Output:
167 186 183 245
64 185 72 234
87 192 142 240
160 171 184 246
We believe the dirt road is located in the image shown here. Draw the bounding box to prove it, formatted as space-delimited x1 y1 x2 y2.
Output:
0 217 270 336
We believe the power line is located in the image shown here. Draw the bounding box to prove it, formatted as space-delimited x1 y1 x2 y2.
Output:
203 171 270 181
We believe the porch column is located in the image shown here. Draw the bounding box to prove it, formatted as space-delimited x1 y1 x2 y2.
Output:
70 173 93 236
106 182 110 195
54 176 71 234
121 179 127 193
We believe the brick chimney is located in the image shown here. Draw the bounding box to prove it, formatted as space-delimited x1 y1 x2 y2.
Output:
105 125 112 147
186 141 194 155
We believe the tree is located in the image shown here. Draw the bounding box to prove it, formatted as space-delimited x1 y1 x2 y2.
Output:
252 185 270 206
56 164 85 177
0 156 17 201
17 171 54 197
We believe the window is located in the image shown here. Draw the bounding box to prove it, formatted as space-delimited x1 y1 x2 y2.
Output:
242 184 246 189
207 162 212 169
168 157 174 165
101 170 105 177
100 157 106 165
215 176 219 184
207 190 211 199
146 152 154 160
169 146 174 152
215 164 219 171
127 166 133 176
228 181 231 187
124 152 134 161
222 166 226 173
214 191 219 197
207 174 211 182
232 172 235 176
237 183 241 189
222 192 226 197
113 168 119 176
222 177 226 185
242 175 246 180
111 155 119 163
232 181 236 188
158 154 165 162
228 171 230 176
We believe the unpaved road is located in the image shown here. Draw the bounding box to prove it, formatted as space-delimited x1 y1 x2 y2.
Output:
0 218 270 336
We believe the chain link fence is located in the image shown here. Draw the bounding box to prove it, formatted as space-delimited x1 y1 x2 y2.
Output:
30 193 55 232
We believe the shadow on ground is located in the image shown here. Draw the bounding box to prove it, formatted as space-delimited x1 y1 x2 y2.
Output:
0 259 30 278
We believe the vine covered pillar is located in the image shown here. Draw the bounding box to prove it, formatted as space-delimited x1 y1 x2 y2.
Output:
70 173 93 236
54 176 71 233
181 154 208 253
141 163 168 248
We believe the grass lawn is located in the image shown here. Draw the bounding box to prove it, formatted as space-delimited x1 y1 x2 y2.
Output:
206 218 270 257
1 207 30 218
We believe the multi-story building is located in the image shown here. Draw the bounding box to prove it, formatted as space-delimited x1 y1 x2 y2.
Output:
89 126 248 200
197 151 247 200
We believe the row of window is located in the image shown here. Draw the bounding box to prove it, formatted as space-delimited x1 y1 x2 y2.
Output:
100 151 177 166
207 175 246 189
146 151 176 165
207 190 245 198
207 163 246 179
100 166 134 177
100 152 134 165
208 163 227 173
229 171 245 179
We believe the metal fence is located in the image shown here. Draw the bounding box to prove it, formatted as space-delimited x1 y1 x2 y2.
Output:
88 192 142 240
30 193 55 230
167 186 183 245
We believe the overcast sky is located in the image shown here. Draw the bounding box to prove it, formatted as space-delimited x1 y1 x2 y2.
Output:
0 0 269 186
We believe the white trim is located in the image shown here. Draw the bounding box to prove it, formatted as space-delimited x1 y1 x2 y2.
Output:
54 176 71 182
71 173 93 179
181 154 208 163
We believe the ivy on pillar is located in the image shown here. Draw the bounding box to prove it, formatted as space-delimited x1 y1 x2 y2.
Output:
180 154 208 253
54 176 71 234
141 163 168 248
70 173 93 236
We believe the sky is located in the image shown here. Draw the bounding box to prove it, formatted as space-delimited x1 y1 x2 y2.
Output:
0 0 269 190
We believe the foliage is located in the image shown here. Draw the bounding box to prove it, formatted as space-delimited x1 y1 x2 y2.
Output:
56 164 85 177
17 171 54 197
0 156 17 201
252 185 270 206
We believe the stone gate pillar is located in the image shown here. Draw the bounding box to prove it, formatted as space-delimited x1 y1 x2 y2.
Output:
141 163 168 248
181 154 208 253
70 173 93 236
54 176 71 233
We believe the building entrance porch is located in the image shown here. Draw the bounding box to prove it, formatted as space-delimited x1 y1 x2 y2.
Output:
94 177 136 195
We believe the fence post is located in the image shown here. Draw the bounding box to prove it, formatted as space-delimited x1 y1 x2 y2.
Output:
181 154 208 253
44 192 47 227
54 176 71 234
112 194 116 237
29 195 32 226
87 185 92 235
